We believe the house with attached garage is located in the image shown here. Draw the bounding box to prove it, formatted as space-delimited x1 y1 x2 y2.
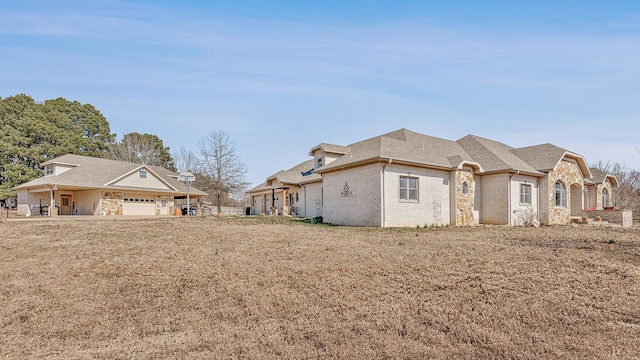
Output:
14 154 207 216
247 128 619 227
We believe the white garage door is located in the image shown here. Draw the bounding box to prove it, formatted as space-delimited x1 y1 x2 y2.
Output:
123 196 156 215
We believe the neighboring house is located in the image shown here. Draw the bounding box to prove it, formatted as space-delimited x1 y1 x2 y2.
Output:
247 128 618 227
14 154 207 216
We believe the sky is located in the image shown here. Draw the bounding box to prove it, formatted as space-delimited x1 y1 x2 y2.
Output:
2 0 639 187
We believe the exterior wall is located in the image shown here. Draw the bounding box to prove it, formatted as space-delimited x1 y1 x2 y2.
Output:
383 164 451 228
547 159 584 225
455 167 477 226
251 193 267 215
302 182 323 218
389 165 450 228
17 190 51 216
322 164 381 227
585 185 598 210
480 173 509 225
72 190 102 215
288 188 303 216
100 191 124 215
155 195 173 216
113 171 170 190
510 175 540 226
596 179 614 210
473 176 482 223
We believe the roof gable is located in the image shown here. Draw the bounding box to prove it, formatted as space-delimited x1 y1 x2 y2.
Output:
511 144 592 177
106 165 177 191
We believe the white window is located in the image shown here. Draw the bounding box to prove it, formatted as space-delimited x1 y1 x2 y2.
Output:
399 176 418 201
45 166 54 176
554 181 567 208
520 183 532 205
139 170 147 178
316 157 323 168
602 188 610 208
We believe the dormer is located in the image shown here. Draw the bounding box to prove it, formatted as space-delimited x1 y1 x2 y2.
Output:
308 143 351 171
43 162 77 177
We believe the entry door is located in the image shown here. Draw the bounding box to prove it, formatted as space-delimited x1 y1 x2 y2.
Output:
60 195 72 215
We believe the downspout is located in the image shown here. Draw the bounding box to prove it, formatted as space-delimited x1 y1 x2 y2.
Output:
304 185 307 218
381 159 392 228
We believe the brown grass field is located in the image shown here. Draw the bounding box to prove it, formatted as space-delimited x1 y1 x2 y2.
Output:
1 216 639 359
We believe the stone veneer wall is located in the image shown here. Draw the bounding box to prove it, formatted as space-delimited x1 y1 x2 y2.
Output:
101 191 123 215
595 179 614 210
455 167 476 225
547 159 584 225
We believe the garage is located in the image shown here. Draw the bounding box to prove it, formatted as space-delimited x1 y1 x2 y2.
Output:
123 196 156 215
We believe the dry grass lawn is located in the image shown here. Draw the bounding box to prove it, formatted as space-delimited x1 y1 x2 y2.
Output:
1 216 639 359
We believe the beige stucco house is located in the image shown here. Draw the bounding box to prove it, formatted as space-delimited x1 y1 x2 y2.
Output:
14 154 207 216
247 128 618 227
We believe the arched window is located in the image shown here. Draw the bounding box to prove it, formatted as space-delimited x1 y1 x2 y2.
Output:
462 182 469 195
554 181 567 208
602 188 610 208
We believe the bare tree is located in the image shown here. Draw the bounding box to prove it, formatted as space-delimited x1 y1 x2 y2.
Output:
173 146 198 173
197 130 249 214
591 160 640 213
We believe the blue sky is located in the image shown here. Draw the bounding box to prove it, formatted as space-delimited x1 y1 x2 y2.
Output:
2 0 639 187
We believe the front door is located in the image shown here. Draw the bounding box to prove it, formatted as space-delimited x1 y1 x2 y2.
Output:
60 195 72 215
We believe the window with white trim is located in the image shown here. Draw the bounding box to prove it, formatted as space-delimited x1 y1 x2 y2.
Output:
554 181 567 208
602 188 610 208
399 176 418 201
520 183 532 205
139 170 147 178
45 165 54 176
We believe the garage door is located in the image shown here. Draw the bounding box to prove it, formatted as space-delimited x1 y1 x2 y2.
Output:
123 196 156 215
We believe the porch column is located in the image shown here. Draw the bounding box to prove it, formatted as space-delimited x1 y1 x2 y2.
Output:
270 189 276 215
282 188 289 216
49 186 57 217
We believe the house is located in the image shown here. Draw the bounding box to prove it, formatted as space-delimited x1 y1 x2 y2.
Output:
14 154 207 216
247 128 618 227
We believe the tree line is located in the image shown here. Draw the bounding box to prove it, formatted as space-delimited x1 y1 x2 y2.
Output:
0 94 248 210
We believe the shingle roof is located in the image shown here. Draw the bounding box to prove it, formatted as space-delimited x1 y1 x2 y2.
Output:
317 128 476 172
457 135 543 175
510 144 570 171
588 167 619 186
267 159 317 184
308 143 351 156
14 154 208 195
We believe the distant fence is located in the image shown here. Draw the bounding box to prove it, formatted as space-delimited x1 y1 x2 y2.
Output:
201 206 246 216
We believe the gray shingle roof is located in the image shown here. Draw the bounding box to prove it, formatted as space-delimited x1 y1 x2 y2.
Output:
14 154 208 196
588 167 619 186
308 143 351 156
318 128 476 172
457 135 543 175
510 144 570 172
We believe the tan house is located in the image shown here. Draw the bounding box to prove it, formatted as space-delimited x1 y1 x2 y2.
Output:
247 128 618 227
14 154 207 216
